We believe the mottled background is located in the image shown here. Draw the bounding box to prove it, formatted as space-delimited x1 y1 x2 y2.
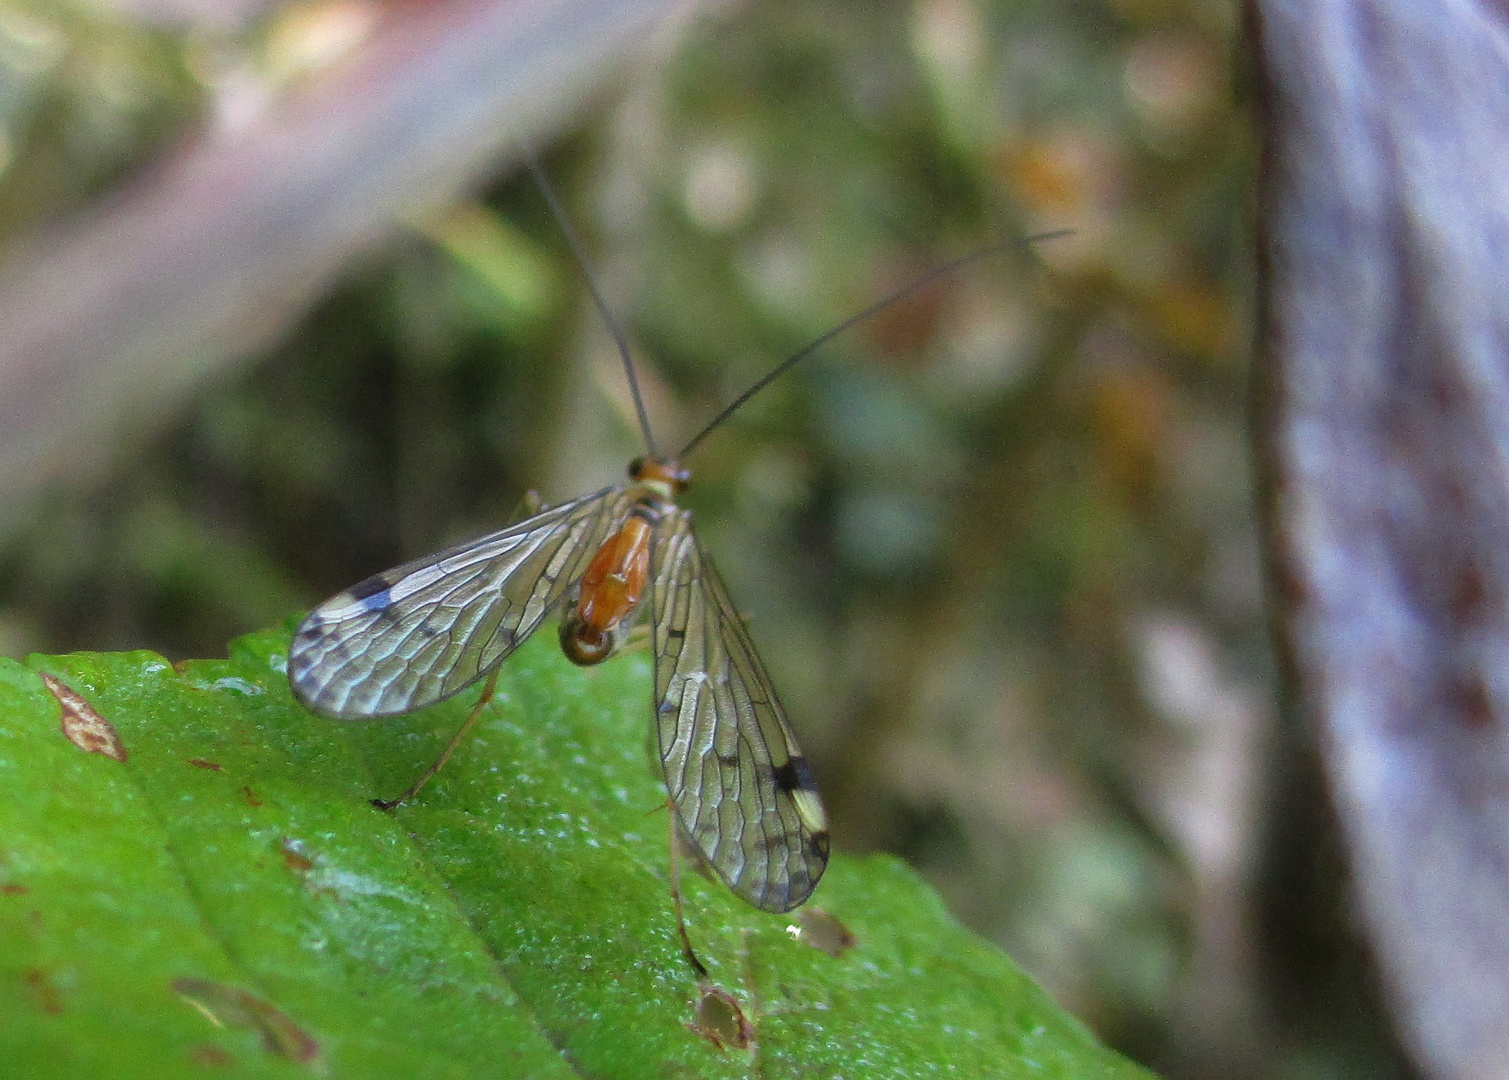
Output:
0 1 1415 1077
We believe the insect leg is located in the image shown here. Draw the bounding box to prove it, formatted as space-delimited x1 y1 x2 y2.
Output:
371 666 501 811
668 801 711 980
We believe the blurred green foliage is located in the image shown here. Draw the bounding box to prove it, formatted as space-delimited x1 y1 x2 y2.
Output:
0 1 1416 1078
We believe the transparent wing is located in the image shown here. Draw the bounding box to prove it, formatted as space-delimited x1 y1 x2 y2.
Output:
290 487 630 718
651 511 830 912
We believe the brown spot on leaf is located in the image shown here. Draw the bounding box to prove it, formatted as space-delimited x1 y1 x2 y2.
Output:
0 883 28 896
242 786 263 808
189 758 223 772
189 1044 232 1067
688 981 754 1052
172 978 319 1064
40 673 127 762
792 906 858 958
280 839 314 875
25 968 63 1014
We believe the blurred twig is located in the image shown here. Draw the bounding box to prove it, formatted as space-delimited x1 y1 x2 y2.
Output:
0 0 691 534
1255 2 1509 1078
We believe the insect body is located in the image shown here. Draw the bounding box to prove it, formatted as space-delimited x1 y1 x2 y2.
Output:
289 451 829 913
558 457 680 666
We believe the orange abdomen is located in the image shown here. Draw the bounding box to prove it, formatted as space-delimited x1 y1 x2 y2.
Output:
567 515 653 661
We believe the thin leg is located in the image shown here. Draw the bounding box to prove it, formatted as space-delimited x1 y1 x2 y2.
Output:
668 804 711 980
372 668 501 811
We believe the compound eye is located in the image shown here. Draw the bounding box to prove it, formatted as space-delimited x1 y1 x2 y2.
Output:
628 456 645 480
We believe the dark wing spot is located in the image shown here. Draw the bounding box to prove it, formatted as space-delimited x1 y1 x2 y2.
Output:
772 756 820 794
346 574 394 609
414 616 442 639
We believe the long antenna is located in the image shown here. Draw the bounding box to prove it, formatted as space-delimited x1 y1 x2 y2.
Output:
526 151 659 459
677 229 1073 460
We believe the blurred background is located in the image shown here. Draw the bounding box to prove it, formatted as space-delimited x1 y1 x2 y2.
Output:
0 0 1418 1077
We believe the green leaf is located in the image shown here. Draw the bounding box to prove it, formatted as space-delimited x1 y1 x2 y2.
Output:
0 626 1155 1079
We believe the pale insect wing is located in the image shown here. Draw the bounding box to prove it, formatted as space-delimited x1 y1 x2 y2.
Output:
290 487 629 718
650 512 830 912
